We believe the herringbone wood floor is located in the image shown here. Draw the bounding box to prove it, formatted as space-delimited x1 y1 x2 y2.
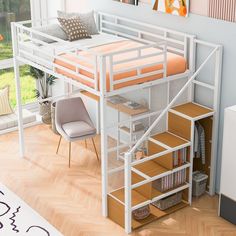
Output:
0 125 236 236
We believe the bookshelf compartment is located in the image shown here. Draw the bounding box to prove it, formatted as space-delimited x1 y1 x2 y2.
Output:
151 169 188 198
108 193 189 230
108 184 190 230
132 199 189 230
193 116 213 192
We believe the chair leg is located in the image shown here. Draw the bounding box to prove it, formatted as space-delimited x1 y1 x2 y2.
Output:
56 136 62 154
85 139 87 149
91 138 99 162
69 142 71 168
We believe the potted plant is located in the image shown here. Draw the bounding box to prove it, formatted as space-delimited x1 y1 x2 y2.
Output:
30 66 57 124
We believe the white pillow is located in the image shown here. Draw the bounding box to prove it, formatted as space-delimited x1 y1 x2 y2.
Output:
57 10 99 35
33 24 68 43
0 86 13 116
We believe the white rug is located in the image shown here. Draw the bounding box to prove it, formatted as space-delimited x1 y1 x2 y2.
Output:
0 183 63 236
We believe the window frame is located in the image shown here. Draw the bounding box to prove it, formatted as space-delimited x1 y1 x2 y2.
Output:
0 0 44 69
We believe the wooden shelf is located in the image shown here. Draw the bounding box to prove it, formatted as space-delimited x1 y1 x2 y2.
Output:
120 126 145 135
134 160 168 178
151 132 189 148
151 187 162 198
108 101 149 116
110 188 148 207
132 201 188 229
151 183 189 199
170 102 214 119
81 90 149 116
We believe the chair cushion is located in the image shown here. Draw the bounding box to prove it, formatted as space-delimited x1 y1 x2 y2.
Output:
62 121 96 138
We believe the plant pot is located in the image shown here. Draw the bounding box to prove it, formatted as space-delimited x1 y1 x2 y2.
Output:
51 102 59 135
39 102 52 124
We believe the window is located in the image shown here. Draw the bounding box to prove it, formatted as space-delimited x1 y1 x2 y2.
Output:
0 1 35 108
0 65 36 107
0 0 31 61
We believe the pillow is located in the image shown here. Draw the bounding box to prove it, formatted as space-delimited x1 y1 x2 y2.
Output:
33 23 68 43
57 10 99 35
58 17 91 41
0 86 13 116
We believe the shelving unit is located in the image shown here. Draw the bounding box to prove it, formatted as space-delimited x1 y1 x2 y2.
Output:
74 68 220 234
108 98 221 233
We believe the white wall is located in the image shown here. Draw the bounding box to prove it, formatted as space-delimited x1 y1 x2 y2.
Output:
64 0 236 193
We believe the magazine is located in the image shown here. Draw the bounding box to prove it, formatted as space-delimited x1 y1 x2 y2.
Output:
107 95 127 105
123 101 142 110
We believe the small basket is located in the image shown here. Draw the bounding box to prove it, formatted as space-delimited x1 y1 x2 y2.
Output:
132 205 150 220
51 102 59 135
192 171 208 197
152 192 182 211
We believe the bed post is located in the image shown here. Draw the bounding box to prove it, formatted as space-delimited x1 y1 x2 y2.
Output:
11 23 25 158
124 152 132 234
188 35 197 102
100 55 108 217
210 45 223 195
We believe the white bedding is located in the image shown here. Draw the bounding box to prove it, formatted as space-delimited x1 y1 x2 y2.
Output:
19 33 127 69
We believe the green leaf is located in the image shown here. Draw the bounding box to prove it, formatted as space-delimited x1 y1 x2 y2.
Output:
47 75 57 86
33 89 40 98
29 66 44 79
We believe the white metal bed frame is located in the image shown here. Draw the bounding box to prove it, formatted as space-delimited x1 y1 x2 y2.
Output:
11 11 223 234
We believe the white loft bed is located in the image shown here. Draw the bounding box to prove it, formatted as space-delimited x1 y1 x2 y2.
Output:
11 12 223 234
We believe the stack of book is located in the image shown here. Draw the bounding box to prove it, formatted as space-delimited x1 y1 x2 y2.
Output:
152 169 187 193
173 169 186 188
172 147 188 167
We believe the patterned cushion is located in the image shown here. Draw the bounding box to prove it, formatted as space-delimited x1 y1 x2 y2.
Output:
0 86 13 116
57 10 99 35
58 17 91 41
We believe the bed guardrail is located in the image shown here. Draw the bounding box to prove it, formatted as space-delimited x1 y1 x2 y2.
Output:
97 12 196 67
13 21 169 93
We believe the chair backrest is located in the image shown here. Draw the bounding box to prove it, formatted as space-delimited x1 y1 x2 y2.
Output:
55 96 94 128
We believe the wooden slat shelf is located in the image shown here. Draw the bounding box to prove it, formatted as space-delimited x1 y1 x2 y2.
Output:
110 188 148 206
132 201 188 229
151 132 189 148
170 102 214 119
134 160 168 178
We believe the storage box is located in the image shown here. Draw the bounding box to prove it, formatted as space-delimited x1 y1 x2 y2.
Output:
192 171 208 197
152 192 182 210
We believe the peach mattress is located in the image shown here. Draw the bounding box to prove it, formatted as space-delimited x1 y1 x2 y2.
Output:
55 40 187 91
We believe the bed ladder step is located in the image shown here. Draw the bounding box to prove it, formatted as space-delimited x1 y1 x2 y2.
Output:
148 132 191 151
169 102 214 121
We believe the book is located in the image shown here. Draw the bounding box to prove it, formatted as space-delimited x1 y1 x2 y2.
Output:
123 101 143 110
107 95 127 104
